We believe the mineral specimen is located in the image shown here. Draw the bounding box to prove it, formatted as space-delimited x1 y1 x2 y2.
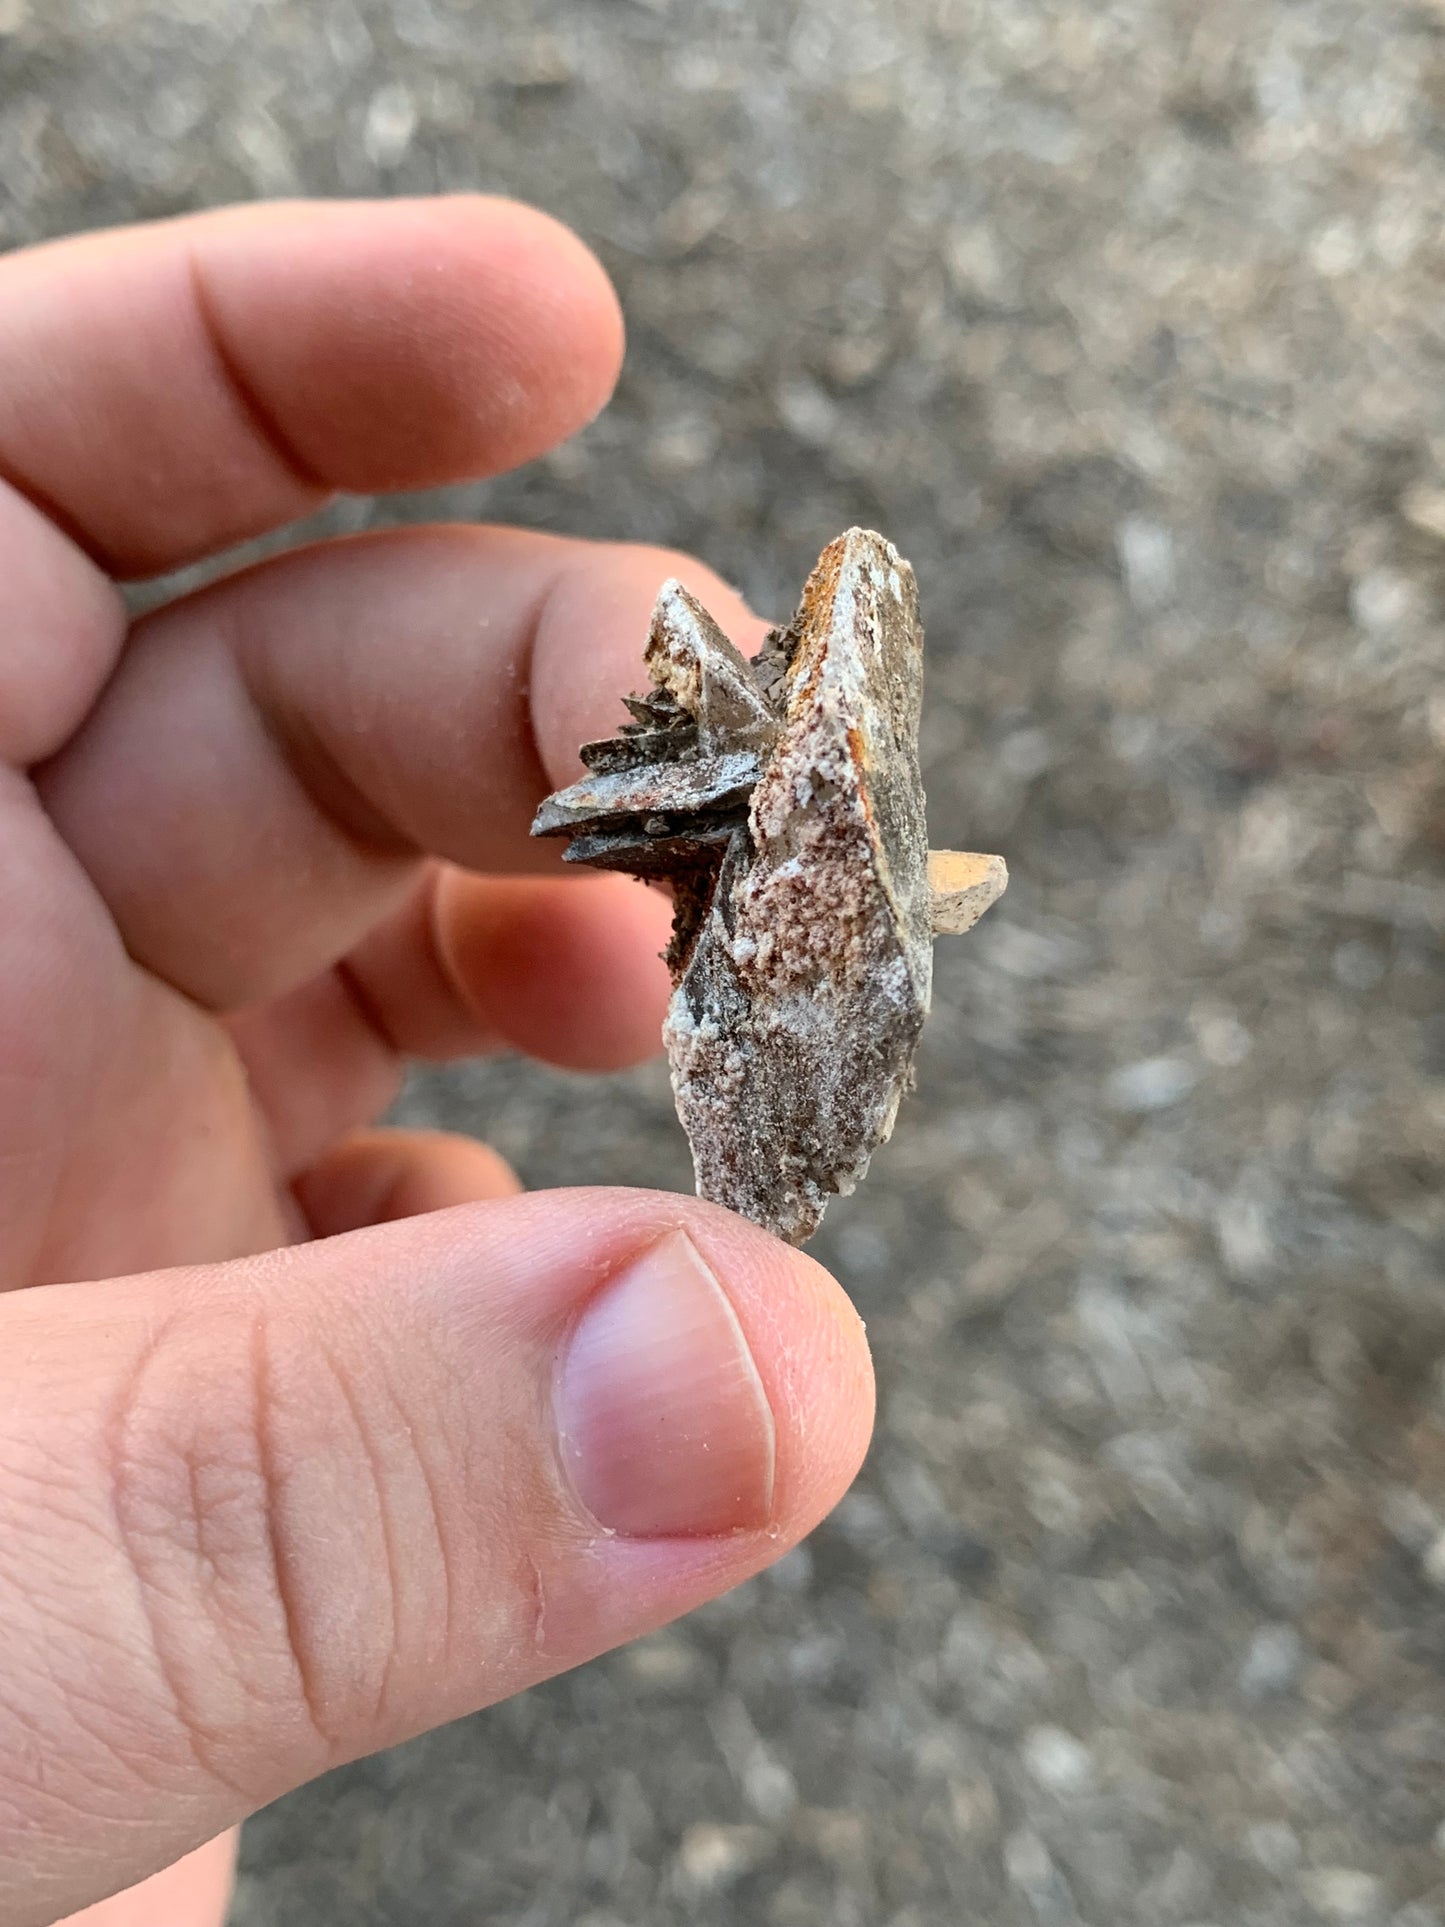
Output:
532 528 1007 1243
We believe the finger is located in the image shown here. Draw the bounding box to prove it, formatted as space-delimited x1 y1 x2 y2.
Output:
39 528 766 1011
296 1129 523 1238
55 1833 236 1927
401 868 675 1071
0 195 621 766
228 869 673 1179
0 480 125 766
0 1192 873 1925
224 968 407 1183
0 197 623 580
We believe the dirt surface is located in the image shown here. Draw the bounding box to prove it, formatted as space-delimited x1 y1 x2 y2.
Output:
7 2 1445 1922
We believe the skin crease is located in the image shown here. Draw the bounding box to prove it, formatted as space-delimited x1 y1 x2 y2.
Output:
0 199 876 1927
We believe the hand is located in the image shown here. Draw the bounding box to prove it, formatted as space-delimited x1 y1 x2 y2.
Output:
0 198 873 1927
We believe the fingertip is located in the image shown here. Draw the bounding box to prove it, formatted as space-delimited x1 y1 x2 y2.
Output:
193 195 626 493
297 1127 522 1237
407 1186 875 1547
423 194 626 464
667 1202 877 1533
531 544 776 784
437 870 674 1072
467 194 626 423
50 1830 239 1927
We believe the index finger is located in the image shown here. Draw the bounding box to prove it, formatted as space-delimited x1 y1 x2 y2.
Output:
0 197 624 580
37 527 772 1012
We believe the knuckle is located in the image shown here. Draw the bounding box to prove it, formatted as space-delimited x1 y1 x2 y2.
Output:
104 1305 333 1788
0 1429 143 1843
107 1296 467 1770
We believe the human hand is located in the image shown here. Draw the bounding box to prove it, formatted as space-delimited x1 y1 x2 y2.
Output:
0 198 874 1927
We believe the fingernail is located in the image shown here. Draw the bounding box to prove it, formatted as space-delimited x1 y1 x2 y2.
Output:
554 1230 776 1536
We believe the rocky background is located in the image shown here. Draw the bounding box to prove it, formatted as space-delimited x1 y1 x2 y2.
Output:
7 1 1445 1922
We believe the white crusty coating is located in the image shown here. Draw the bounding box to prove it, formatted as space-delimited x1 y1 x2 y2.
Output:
665 529 934 1243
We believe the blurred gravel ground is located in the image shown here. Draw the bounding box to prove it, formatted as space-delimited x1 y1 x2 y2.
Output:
7 1 1445 1922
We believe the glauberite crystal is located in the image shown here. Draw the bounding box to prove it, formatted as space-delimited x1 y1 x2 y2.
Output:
532 529 1007 1244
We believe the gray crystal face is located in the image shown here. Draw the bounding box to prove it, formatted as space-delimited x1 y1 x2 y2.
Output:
664 530 932 1243
532 527 935 1244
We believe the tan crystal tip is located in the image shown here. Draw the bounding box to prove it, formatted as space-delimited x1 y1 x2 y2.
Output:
927 850 1008 936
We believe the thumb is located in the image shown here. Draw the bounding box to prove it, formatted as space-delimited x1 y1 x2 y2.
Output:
0 1190 873 1927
